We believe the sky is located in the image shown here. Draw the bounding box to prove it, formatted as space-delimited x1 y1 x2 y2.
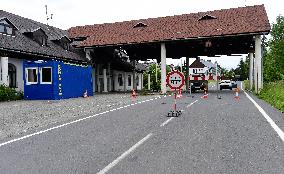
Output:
1 0 283 69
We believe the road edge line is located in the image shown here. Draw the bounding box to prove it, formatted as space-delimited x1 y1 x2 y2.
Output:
244 91 284 142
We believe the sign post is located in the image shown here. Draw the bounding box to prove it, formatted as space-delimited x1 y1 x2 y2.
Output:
166 71 185 117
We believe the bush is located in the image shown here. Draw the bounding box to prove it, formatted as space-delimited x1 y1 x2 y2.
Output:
0 85 23 101
243 80 250 91
258 81 284 112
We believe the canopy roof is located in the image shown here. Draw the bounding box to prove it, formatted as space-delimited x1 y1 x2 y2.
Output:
69 5 270 48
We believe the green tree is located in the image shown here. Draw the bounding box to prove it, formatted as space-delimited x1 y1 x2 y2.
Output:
143 63 171 91
263 15 284 82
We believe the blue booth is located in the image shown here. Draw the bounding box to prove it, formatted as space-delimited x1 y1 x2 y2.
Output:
24 60 93 100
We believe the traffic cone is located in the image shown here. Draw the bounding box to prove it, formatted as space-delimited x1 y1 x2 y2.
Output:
234 87 240 100
131 89 137 102
177 89 182 98
201 90 208 99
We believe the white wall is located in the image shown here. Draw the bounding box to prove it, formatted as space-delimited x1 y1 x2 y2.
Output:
113 70 143 91
0 57 24 92
9 58 24 92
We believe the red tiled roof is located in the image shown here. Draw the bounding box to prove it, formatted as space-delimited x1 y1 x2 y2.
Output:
68 5 270 47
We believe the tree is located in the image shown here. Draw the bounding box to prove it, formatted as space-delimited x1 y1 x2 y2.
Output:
263 15 284 82
234 57 249 80
143 63 171 91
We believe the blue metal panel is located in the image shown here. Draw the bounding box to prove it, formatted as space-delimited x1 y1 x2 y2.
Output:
59 62 93 99
24 60 56 100
23 60 93 100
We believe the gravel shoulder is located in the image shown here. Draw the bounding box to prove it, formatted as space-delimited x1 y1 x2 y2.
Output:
0 93 160 141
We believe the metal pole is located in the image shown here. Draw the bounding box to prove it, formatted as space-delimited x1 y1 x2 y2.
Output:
216 62 219 98
155 61 158 82
148 73 151 90
174 89 177 111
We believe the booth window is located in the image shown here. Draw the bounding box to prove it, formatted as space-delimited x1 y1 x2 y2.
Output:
40 67 52 84
26 68 38 84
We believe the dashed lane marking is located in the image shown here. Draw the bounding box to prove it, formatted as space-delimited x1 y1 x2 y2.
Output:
160 117 174 127
186 100 198 108
97 133 153 174
0 96 168 148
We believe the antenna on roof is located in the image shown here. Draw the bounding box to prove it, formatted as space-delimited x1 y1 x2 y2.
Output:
45 5 53 25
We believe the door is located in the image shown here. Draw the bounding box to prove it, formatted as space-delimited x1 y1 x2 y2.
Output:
8 63 16 88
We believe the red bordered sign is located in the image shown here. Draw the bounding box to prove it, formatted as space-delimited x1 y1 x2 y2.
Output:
166 71 185 90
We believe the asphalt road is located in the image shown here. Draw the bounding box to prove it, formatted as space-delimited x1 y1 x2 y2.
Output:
0 82 283 174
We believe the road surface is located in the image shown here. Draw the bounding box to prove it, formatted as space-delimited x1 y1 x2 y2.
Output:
0 82 283 173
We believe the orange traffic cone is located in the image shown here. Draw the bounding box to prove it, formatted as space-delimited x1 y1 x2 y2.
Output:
201 90 208 99
234 87 240 100
177 89 182 98
131 89 137 102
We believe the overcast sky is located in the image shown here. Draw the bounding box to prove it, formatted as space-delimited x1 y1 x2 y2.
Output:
1 0 283 69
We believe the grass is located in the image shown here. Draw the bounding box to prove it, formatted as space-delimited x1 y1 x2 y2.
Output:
243 80 250 90
257 81 284 112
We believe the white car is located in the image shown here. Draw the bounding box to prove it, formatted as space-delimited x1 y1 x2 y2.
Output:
219 80 233 90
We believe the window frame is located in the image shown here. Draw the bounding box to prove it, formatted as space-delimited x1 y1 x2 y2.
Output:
40 67 52 84
25 67 38 85
0 23 14 35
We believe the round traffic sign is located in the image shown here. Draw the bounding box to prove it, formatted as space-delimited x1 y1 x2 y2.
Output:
166 71 185 90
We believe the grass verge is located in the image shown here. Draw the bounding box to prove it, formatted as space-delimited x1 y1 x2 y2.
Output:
258 81 284 112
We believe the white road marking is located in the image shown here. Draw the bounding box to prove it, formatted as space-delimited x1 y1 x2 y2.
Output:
0 96 164 148
160 117 174 127
241 81 243 90
97 133 153 174
244 91 284 142
186 100 198 108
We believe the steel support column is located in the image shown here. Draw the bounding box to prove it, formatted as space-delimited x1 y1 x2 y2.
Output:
249 53 254 90
185 57 189 90
161 43 167 94
103 68 108 92
255 35 262 93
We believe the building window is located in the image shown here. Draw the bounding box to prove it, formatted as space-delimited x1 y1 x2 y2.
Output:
62 42 70 51
26 68 38 84
40 67 52 84
34 35 47 46
0 20 14 35
118 74 123 86
8 63 17 88
128 75 131 86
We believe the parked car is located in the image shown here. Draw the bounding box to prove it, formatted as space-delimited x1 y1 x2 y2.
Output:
219 80 234 90
231 80 238 88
